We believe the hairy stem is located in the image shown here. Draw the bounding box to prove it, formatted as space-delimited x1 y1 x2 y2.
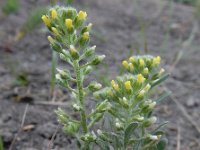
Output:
73 60 88 134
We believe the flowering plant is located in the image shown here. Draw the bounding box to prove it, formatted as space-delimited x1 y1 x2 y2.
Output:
42 5 168 150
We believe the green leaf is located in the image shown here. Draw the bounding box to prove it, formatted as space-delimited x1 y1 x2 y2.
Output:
157 137 168 150
151 74 169 88
124 122 139 147
0 136 4 150
155 91 171 104
96 139 110 150
151 122 168 135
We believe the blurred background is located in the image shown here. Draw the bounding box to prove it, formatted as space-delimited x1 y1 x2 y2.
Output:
0 0 200 149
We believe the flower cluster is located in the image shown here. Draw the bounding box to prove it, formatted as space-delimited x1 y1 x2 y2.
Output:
94 56 168 149
42 6 108 149
42 5 168 150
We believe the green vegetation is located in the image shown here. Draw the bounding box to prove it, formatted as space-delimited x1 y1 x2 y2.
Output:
2 0 19 15
42 4 168 150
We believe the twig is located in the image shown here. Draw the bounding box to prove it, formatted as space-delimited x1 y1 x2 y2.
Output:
48 125 60 150
34 101 70 107
9 104 29 150
169 21 198 73
176 123 181 150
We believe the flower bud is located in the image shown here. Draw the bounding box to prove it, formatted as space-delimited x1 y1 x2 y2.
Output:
51 9 57 19
51 27 59 36
144 84 151 92
55 108 69 124
62 7 77 20
147 134 161 141
137 74 145 84
78 11 87 20
65 19 73 29
82 132 96 142
69 45 79 59
115 119 123 130
124 81 131 91
119 97 129 108
72 103 81 111
152 56 161 66
128 63 134 72
129 56 135 63
81 23 93 34
84 45 96 57
148 101 156 111
57 68 71 80
143 116 157 127
122 60 129 69
47 36 54 44
42 15 51 27
88 81 102 92
136 90 146 100
139 58 145 67
48 36 62 53
79 32 90 46
132 115 144 122
143 68 149 76
158 68 165 76
90 55 105 65
111 80 119 91
83 66 93 75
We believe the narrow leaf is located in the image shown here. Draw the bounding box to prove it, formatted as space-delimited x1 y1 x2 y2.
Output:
155 91 171 104
124 122 139 146
151 74 169 88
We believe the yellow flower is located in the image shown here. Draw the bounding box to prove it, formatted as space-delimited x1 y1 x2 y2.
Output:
137 74 145 84
143 68 149 76
139 58 145 67
51 9 57 19
65 19 73 29
51 27 59 35
83 32 90 40
122 60 129 69
111 80 119 91
128 63 134 71
78 11 87 20
129 56 135 63
124 81 131 91
152 56 161 66
42 15 51 27
47 36 54 44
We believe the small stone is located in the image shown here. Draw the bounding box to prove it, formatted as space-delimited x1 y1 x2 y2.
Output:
186 97 197 107
36 122 57 138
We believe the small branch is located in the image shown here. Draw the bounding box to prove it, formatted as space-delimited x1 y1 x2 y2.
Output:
48 125 60 150
9 104 29 150
176 123 181 150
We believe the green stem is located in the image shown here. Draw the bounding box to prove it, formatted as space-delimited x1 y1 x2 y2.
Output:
73 60 88 134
